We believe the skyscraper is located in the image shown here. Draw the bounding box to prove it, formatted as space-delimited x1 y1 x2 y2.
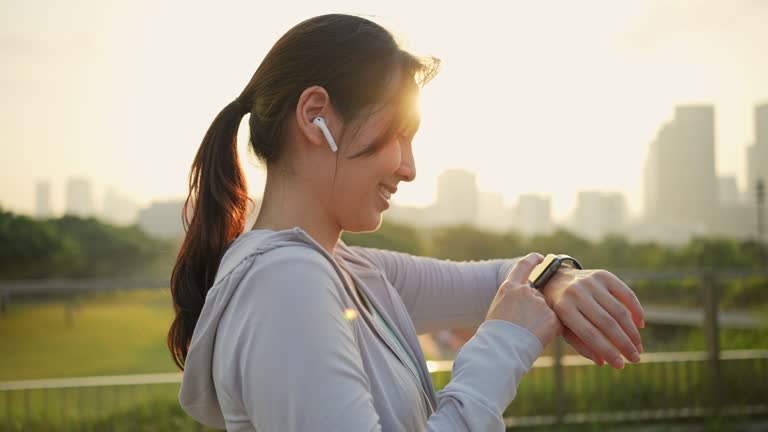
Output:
643 105 718 231
435 169 478 226
137 199 187 239
65 177 95 218
102 187 139 226
35 181 53 219
476 191 510 231
747 104 768 199
570 191 627 241
514 194 553 236
717 176 740 206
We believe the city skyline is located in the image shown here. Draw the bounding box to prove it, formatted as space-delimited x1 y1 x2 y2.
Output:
20 101 767 230
3 1 768 221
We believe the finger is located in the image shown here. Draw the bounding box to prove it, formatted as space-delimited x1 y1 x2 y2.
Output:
554 317 565 337
582 294 641 363
530 286 563 337
559 306 624 369
505 252 545 286
601 272 645 328
594 286 644 353
563 328 604 366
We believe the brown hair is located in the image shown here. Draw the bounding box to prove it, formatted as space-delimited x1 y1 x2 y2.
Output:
168 14 439 370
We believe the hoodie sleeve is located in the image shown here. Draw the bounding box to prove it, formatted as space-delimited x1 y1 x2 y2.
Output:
349 246 523 334
233 247 543 432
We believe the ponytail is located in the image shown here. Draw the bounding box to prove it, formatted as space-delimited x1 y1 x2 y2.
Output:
167 99 253 371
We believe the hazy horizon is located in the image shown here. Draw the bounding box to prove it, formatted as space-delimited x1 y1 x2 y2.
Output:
2 0 768 221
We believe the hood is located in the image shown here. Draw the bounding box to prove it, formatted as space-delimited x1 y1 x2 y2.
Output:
178 227 335 428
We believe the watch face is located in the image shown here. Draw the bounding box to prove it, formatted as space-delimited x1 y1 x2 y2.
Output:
528 254 561 288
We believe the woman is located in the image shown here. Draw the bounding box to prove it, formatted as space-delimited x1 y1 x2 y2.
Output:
168 14 645 431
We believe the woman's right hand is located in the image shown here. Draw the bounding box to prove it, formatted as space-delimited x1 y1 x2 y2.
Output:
485 253 562 347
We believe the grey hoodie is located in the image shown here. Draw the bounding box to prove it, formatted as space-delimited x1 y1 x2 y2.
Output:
179 227 543 431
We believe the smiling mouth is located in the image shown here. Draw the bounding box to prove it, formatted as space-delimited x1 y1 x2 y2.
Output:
378 185 392 200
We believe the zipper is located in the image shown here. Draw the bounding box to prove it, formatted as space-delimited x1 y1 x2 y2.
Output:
340 264 432 414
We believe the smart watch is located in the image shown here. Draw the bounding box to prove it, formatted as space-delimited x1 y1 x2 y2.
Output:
528 254 583 290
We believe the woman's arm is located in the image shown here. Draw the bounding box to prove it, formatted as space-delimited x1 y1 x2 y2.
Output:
349 246 521 334
350 246 645 369
235 247 543 431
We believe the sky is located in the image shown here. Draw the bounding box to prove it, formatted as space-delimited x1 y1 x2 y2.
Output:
2 0 767 222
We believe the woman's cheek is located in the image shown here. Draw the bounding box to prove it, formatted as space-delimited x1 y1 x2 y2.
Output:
383 139 404 171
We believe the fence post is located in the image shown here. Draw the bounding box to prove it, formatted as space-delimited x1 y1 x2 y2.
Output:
0 288 8 315
553 336 565 423
702 271 721 414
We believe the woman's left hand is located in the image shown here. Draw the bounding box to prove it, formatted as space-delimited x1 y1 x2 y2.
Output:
540 268 645 369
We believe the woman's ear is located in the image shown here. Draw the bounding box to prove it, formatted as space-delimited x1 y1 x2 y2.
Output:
295 86 339 152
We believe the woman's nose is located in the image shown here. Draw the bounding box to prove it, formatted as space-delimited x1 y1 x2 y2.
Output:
397 143 416 182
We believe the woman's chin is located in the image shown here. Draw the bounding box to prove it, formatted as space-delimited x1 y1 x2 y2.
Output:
344 214 383 233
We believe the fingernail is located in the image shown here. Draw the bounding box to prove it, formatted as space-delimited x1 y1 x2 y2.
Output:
629 351 640 362
638 343 644 353
640 319 646 328
612 357 624 369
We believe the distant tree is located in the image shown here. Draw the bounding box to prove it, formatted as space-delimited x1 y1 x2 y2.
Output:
0 208 177 279
629 241 669 270
50 216 176 277
428 225 523 261
2 200 766 283
676 237 740 270
342 221 425 255
527 229 593 265
591 234 633 269
735 239 768 270
0 209 82 279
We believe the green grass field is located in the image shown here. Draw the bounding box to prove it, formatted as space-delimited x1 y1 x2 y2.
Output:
0 289 179 381
2 288 767 381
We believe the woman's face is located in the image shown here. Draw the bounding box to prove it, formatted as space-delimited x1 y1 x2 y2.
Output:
330 99 419 233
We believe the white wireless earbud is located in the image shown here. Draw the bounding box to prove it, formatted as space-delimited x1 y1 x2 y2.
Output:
312 116 338 153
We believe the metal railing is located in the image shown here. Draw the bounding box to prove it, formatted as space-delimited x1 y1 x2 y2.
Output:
2 349 767 430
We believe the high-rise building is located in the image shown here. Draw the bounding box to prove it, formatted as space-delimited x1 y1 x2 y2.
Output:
137 199 187 239
65 177 95 218
514 194 553 236
102 187 139 226
435 169 478 226
476 192 510 232
713 174 754 240
570 191 627 241
35 181 53 219
717 176 740 206
643 105 718 231
747 104 768 200
757 103 768 147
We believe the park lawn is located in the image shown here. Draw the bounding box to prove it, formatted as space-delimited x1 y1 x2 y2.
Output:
0 289 180 381
1 287 766 382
